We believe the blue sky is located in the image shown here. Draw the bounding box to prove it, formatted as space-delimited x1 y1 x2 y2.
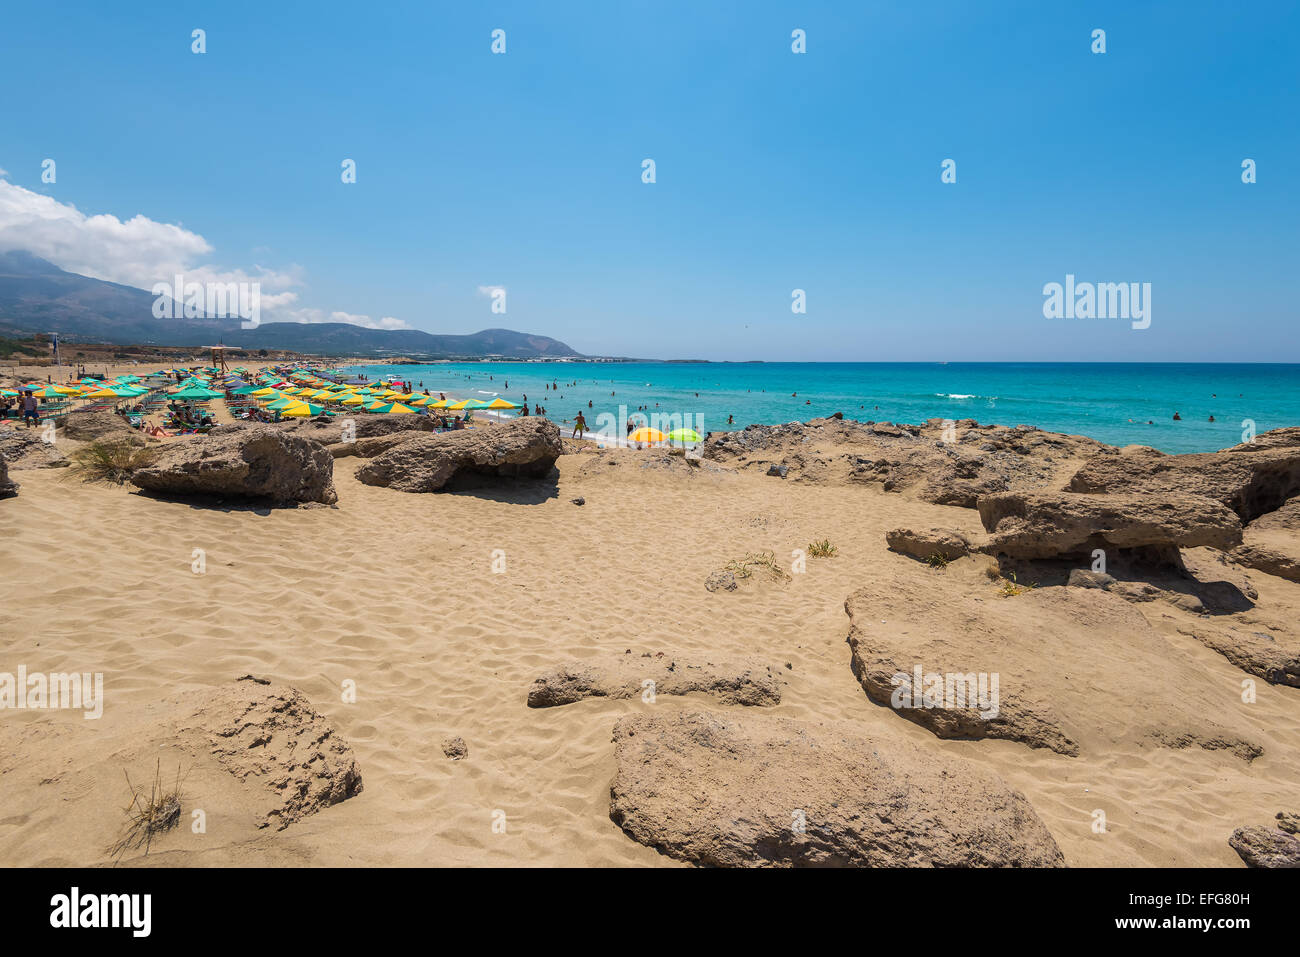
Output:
1 0 1296 361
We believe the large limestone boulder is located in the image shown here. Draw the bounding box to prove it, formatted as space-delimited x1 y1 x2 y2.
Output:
327 431 426 459
1067 431 1300 522
211 412 438 447
702 417 1101 507
0 452 17 498
131 427 337 504
1229 813 1300 868
976 490 1241 561
527 654 782 708
608 711 1065 867
844 576 1263 760
355 418 562 492
1232 497 1300 583
1179 623 1300 688
0 428 68 469
60 410 148 446
885 526 974 562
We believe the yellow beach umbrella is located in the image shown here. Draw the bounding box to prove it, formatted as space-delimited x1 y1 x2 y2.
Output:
485 398 518 410
340 394 366 405
629 427 666 444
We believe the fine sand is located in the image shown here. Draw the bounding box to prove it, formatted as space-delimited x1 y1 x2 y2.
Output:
1 367 1298 867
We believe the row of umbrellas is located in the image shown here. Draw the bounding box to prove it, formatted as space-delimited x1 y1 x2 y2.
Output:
217 367 524 418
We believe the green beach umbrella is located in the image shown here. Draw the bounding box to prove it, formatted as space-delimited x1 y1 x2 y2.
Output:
170 385 224 400
666 428 702 443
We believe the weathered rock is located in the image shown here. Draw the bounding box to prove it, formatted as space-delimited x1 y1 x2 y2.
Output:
527 655 781 708
1179 625 1300 688
608 711 1065 867
0 428 68 469
1067 431 1300 522
327 431 425 458
184 676 363 831
442 736 469 760
704 570 738 592
845 577 1263 760
1232 498 1300 582
59 410 148 446
1229 819 1300 868
703 417 1102 507
0 452 17 498
131 427 337 504
886 527 973 562
214 412 438 448
355 418 561 492
1233 542 1300 583
977 491 1241 560
1066 569 1116 590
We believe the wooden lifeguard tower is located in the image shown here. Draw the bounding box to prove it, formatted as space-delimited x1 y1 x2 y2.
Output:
204 344 239 374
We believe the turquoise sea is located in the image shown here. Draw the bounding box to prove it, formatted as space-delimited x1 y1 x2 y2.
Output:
340 362 1300 454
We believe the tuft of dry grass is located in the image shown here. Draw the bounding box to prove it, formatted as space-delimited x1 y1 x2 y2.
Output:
70 440 157 486
726 550 792 582
808 539 838 558
109 759 186 862
997 571 1036 597
926 552 950 568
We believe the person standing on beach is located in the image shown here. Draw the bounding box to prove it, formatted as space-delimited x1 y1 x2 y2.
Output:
22 391 39 428
573 411 587 439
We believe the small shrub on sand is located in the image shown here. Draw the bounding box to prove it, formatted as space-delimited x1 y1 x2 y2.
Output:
808 539 838 558
110 760 186 861
70 440 156 485
926 552 950 568
726 550 792 582
997 571 1035 597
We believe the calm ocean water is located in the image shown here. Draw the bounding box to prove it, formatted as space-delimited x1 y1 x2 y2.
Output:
341 362 1300 454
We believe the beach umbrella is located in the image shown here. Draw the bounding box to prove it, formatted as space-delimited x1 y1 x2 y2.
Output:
484 398 518 410
280 401 323 416
408 395 435 406
629 427 666 444
266 397 299 410
339 394 366 405
448 399 488 410
368 402 417 414
427 399 450 409
666 428 702 443
251 387 279 397
27 386 69 398
170 385 224 400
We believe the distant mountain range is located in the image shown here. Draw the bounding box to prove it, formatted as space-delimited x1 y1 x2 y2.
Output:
0 250 582 358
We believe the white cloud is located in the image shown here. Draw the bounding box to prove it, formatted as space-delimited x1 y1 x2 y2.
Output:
0 167 10 179
284 307 412 331
0 179 405 330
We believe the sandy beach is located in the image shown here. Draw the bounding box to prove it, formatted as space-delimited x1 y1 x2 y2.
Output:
2 362 1298 868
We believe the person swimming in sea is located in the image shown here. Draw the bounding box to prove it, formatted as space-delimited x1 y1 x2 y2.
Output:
1173 412 1181 420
